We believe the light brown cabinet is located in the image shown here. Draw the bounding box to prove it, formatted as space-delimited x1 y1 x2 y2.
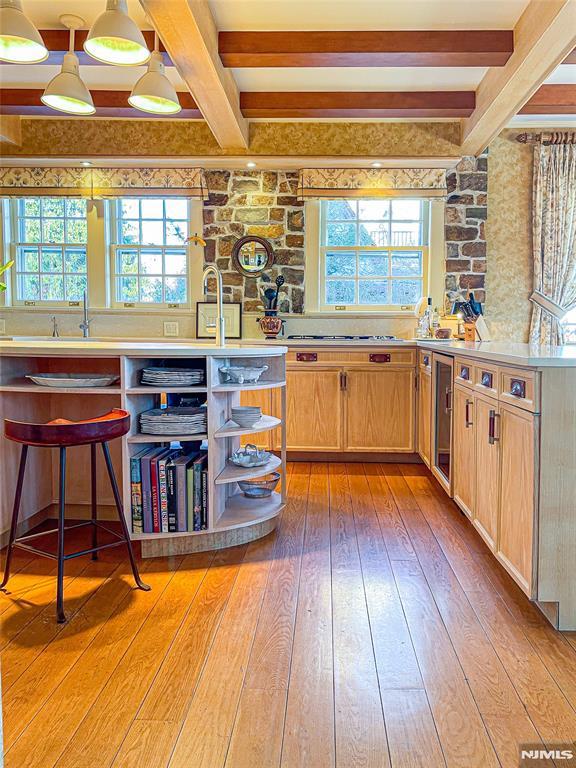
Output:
417 363 432 467
452 383 475 519
473 393 500 550
284 367 344 451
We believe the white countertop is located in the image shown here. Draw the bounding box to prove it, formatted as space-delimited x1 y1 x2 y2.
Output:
416 340 576 367
0 339 287 357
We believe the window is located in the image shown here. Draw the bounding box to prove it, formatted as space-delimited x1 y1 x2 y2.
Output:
12 197 88 304
319 198 429 310
111 198 190 306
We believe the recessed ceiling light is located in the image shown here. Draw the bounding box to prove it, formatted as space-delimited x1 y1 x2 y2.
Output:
81 161 92 166
246 161 256 168
0 0 48 64
41 16 95 116
371 162 382 168
84 0 150 66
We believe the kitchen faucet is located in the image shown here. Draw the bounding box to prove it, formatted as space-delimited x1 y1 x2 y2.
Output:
202 264 226 348
50 315 60 338
79 290 92 338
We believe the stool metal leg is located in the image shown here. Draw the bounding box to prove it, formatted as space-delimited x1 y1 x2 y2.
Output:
90 443 98 560
101 442 150 592
1 444 28 590
56 446 67 623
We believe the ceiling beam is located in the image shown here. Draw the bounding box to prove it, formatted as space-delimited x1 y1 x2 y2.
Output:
0 89 202 119
519 83 576 113
564 46 576 63
31 30 172 66
240 91 475 118
0 115 21 145
461 0 576 155
219 30 514 68
140 0 248 150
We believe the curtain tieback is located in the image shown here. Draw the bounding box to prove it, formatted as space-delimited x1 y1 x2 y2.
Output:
529 290 567 320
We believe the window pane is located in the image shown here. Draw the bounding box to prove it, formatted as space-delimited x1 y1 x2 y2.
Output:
141 219 164 245
17 245 39 272
121 219 139 244
359 252 388 277
358 200 390 220
118 249 138 274
165 276 187 303
140 249 162 274
391 221 421 246
326 280 355 304
41 247 63 273
359 280 388 304
166 220 188 245
326 222 356 247
391 279 422 304
140 276 163 303
18 274 40 300
67 219 87 244
391 251 422 276
359 222 388 246
23 218 41 243
64 247 87 274
118 276 138 302
141 198 164 219
326 251 355 277
391 199 421 220
23 199 40 216
65 199 86 218
42 218 64 243
41 274 64 301
165 199 188 219
65 274 88 301
42 198 64 217
326 200 356 220
121 199 140 218
165 250 187 275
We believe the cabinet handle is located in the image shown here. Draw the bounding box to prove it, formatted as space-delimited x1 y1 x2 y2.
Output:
465 398 473 427
340 371 347 391
488 409 500 444
296 352 317 362
445 387 452 413
423 355 430 367
369 353 391 363
510 378 526 398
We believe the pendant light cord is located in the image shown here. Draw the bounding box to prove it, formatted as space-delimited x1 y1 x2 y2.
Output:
69 26 74 54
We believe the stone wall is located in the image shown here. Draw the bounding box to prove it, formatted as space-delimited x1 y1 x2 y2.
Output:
203 170 305 313
444 154 488 309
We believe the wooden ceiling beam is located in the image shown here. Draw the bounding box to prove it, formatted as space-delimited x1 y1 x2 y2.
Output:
519 83 576 113
460 0 576 155
219 30 514 68
240 91 475 118
27 30 172 66
139 0 248 150
563 46 576 63
0 89 202 119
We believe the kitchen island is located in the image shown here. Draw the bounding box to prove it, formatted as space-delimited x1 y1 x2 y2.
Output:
0 340 287 558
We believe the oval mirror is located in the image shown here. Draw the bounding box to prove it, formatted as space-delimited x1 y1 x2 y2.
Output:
232 236 274 277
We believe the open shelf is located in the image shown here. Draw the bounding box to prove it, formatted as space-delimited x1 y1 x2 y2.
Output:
214 415 281 439
212 380 285 393
215 454 281 485
215 491 284 530
0 381 121 395
126 386 207 395
127 433 208 443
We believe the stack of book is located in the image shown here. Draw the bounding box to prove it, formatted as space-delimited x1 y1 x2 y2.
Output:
130 448 208 534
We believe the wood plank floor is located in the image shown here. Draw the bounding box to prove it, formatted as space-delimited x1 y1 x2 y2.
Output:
2 462 576 768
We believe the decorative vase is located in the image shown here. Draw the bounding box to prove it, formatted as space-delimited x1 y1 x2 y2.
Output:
258 312 284 340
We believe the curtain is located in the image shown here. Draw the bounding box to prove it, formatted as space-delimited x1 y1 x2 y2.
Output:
0 167 207 199
529 142 576 345
298 168 447 199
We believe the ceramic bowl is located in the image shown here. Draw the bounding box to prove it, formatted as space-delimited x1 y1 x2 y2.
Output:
219 365 268 385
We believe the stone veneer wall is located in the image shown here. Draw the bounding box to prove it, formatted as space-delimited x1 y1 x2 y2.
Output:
444 154 488 308
203 170 305 313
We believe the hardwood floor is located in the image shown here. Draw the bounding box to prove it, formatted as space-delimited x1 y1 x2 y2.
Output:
2 462 576 768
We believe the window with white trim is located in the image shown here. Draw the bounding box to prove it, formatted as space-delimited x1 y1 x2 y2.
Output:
12 197 88 305
319 198 429 311
111 197 190 306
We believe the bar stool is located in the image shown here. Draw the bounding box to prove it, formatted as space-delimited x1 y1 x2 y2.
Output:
1 408 150 623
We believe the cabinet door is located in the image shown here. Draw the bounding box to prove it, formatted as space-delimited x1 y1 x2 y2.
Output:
344 368 415 452
240 389 273 449
453 384 475 519
417 370 432 466
497 403 537 597
474 394 500 550
285 368 343 451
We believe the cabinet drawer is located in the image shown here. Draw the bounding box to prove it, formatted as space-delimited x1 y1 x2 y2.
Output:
499 367 539 413
473 362 499 398
287 348 416 366
454 357 474 389
419 349 432 371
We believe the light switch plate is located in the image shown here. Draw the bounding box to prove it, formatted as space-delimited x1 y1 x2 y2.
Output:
0 319 5 335
164 321 179 337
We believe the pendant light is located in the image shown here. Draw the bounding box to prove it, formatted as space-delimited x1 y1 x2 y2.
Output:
0 0 48 63
129 34 181 115
84 0 149 66
41 16 95 116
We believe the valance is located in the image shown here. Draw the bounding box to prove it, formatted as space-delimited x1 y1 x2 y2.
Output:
297 168 447 199
0 167 208 199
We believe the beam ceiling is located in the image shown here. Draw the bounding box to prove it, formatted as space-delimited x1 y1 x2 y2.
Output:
519 84 576 113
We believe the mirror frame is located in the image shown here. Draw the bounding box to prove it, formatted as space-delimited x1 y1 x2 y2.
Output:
231 235 274 277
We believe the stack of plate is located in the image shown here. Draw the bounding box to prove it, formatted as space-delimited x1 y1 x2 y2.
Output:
231 406 262 428
139 407 207 435
141 367 204 387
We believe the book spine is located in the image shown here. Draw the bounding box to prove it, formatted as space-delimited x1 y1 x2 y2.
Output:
176 465 187 532
130 455 143 534
141 457 153 534
151 460 160 533
159 459 169 533
201 467 208 530
187 467 195 532
193 458 203 532
167 462 177 533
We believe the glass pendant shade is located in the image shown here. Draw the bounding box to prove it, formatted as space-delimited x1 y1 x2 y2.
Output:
0 0 48 63
128 51 181 114
84 0 150 66
41 51 95 115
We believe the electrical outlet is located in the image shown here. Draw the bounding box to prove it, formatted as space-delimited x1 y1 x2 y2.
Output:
0 319 5 336
164 321 179 337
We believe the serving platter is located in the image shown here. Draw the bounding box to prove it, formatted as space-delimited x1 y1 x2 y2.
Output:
26 373 119 388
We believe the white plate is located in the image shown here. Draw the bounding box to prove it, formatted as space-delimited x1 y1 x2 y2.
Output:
26 374 119 388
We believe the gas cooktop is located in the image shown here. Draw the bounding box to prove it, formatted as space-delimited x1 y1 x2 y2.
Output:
287 335 398 341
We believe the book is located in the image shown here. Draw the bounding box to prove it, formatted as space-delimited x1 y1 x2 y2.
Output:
186 463 196 532
141 448 166 533
166 456 178 533
172 452 198 532
192 452 208 531
201 466 208 530
130 448 148 534
159 450 179 533
150 448 172 533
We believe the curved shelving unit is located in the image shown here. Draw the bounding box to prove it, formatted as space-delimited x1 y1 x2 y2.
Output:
212 380 286 393
214 415 281 439
215 454 282 485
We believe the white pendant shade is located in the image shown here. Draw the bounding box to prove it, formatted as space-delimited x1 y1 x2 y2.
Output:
129 51 181 114
84 0 150 66
0 0 48 63
41 51 95 115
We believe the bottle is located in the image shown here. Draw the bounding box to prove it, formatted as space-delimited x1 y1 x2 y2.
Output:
424 297 433 337
432 306 440 336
